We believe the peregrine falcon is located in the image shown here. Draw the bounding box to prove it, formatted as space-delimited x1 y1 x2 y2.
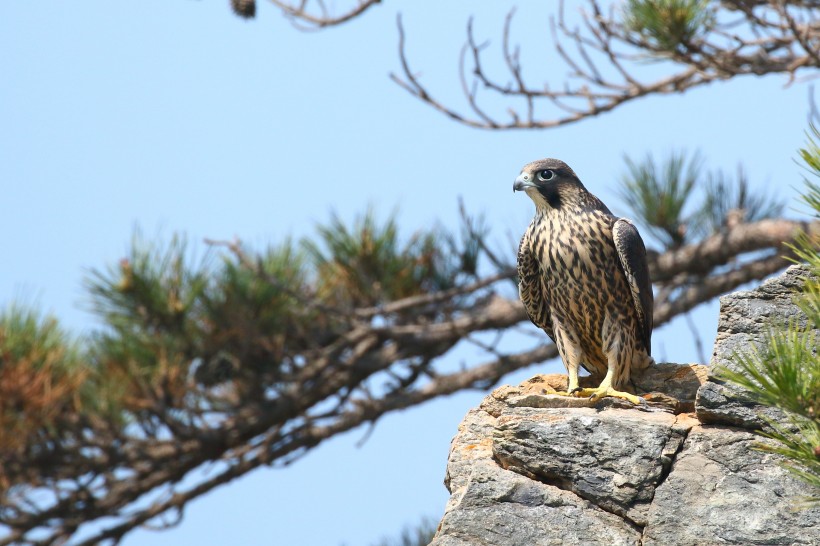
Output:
514 158 653 404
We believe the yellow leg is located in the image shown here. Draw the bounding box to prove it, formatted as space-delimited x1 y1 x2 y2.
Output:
572 368 645 405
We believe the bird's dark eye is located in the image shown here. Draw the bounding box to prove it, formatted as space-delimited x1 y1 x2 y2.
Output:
537 170 555 182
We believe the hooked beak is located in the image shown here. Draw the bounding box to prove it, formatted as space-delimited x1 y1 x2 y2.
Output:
513 173 537 193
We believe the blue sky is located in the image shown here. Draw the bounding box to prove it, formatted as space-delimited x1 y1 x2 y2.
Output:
0 2 813 545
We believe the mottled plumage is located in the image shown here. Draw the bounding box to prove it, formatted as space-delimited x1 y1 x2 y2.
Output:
514 158 653 403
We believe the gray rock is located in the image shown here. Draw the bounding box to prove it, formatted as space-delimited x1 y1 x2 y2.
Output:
434 385 820 545
492 407 693 526
695 379 788 430
710 264 813 372
696 265 816 429
432 266 820 546
432 407 642 546
643 425 820 545
433 464 642 546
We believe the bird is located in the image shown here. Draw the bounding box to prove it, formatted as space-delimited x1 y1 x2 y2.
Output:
513 158 653 405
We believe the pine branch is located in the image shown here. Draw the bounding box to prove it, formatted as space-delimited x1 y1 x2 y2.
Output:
651 218 819 282
1 214 817 544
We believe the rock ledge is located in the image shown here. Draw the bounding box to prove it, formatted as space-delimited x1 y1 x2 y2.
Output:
431 266 819 546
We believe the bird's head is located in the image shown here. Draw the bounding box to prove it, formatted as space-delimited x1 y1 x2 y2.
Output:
513 158 585 210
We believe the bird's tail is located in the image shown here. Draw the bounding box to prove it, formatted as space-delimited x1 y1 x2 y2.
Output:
634 353 654 371
627 354 655 394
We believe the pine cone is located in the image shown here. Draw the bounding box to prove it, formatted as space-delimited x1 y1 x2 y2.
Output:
231 0 256 19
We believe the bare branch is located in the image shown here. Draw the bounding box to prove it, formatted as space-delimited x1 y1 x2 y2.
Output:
267 0 382 29
394 1 820 129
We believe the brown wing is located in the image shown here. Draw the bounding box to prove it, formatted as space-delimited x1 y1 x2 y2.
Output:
517 227 555 343
613 218 653 355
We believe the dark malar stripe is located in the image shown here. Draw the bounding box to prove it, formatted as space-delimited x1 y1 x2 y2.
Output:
537 185 562 209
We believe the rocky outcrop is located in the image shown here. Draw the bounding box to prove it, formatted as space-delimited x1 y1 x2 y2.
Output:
696 265 815 429
431 266 820 546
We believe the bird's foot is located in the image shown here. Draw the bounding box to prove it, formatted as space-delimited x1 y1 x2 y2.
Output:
570 387 646 406
547 389 580 398
546 385 584 397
